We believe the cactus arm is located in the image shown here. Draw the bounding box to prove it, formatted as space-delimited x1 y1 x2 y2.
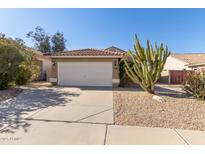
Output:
127 51 145 81
124 60 147 90
124 52 147 88
146 41 153 75
124 60 140 83
134 35 146 60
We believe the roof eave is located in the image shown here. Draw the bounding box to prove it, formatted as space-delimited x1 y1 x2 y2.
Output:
47 56 123 58
186 63 205 67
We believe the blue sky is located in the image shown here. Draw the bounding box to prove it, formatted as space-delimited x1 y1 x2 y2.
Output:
0 8 205 53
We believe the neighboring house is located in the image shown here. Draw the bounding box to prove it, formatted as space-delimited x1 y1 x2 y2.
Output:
164 53 205 71
161 53 205 83
105 46 127 53
173 53 205 71
45 47 125 87
26 47 52 81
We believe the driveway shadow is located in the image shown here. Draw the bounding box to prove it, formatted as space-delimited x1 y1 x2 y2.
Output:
0 86 81 133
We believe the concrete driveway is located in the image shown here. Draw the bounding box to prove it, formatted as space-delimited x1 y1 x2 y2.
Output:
0 86 113 144
1 86 205 145
29 88 113 124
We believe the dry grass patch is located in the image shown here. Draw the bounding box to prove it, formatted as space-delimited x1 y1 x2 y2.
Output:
114 86 205 131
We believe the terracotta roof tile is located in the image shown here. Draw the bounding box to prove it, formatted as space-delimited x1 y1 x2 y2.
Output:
172 53 205 65
105 46 126 53
45 48 125 57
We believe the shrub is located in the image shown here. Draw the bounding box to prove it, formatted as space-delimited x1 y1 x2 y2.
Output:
183 71 205 99
15 52 40 85
119 59 135 87
0 40 24 89
0 38 40 89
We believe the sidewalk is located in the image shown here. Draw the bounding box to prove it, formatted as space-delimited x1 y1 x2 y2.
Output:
106 125 205 145
1 120 205 145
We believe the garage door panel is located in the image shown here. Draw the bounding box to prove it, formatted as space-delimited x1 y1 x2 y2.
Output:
58 62 112 87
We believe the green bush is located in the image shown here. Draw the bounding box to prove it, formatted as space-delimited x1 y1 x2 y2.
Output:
0 41 24 89
183 71 205 100
0 38 40 89
15 52 40 85
119 59 135 87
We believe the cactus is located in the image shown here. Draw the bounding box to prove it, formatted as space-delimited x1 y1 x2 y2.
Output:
124 35 171 94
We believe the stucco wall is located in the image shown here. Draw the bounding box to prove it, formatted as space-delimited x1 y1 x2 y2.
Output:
50 58 120 87
160 56 190 83
164 56 190 71
36 56 52 80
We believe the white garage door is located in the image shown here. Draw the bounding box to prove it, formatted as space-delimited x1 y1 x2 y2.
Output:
58 62 113 87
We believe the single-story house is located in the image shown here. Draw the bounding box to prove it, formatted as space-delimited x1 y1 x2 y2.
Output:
160 53 205 83
45 46 205 86
26 47 52 80
45 47 125 87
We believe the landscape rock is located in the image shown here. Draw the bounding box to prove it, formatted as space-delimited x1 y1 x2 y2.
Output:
152 95 165 103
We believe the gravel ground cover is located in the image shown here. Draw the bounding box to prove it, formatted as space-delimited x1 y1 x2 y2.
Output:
113 85 205 131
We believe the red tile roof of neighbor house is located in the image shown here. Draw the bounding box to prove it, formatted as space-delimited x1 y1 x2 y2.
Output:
45 47 125 57
105 46 126 53
171 53 205 66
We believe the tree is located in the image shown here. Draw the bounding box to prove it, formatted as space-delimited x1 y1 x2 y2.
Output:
51 32 66 52
123 35 171 94
0 33 5 39
27 26 51 53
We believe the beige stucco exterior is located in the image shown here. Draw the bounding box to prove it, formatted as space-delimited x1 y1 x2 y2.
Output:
160 56 191 83
188 64 205 71
49 57 120 87
164 56 190 71
36 56 52 80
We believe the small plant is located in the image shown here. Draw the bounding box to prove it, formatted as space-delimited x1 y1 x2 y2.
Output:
124 35 171 94
183 71 205 99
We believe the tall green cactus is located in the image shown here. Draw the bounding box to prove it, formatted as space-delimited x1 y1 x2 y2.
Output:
124 35 171 94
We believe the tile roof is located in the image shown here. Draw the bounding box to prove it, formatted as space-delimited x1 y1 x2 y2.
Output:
105 46 126 53
45 48 125 57
171 53 205 66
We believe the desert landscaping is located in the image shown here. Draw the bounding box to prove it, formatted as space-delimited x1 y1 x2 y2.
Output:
114 85 205 131
1 9 205 145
